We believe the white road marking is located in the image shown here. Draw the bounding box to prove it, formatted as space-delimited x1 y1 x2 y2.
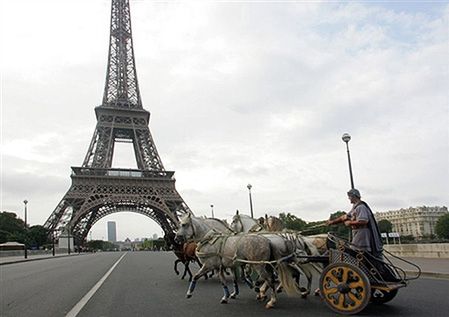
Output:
65 252 127 317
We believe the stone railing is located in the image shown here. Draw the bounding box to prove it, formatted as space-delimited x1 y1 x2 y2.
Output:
384 243 449 258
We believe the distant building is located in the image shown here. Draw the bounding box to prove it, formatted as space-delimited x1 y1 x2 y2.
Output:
107 221 117 242
375 206 448 238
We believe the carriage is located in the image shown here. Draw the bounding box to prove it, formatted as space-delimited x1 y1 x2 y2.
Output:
175 213 421 314
302 233 421 315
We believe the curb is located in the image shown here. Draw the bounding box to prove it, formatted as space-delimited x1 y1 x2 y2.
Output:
411 271 449 280
0 254 84 266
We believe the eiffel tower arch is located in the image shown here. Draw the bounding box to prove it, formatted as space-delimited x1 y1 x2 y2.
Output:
44 0 191 246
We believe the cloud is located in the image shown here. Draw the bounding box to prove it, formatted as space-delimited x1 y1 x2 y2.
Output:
1 0 448 239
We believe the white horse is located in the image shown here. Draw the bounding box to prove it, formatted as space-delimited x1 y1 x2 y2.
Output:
175 213 233 242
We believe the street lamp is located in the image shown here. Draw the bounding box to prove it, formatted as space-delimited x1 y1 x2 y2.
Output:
247 184 254 218
67 225 71 255
342 133 355 189
210 204 214 218
23 200 28 259
52 230 55 256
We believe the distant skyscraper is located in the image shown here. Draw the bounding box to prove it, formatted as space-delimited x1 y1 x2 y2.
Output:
107 221 117 242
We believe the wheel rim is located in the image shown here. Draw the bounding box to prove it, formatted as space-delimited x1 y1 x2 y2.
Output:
321 263 370 314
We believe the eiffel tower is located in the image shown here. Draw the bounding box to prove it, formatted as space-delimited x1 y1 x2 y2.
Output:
44 0 191 245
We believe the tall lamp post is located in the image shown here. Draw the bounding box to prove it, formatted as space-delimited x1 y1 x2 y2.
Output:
52 230 55 256
247 184 254 218
67 225 71 255
342 133 355 189
23 200 28 259
210 204 214 218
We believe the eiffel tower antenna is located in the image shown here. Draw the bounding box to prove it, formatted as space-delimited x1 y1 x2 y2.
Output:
44 0 191 247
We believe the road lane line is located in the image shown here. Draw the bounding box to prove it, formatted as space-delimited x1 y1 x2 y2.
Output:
65 252 127 317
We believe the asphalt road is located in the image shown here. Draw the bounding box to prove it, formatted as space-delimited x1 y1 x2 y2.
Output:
1 251 448 317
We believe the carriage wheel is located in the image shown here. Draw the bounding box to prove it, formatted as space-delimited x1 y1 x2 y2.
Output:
320 262 371 315
371 288 398 304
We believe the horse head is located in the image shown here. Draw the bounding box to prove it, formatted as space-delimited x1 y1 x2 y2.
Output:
175 212 195 242
231 212 259 233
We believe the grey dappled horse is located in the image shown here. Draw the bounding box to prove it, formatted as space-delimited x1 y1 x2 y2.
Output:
230 211 323 297
187 231 298 308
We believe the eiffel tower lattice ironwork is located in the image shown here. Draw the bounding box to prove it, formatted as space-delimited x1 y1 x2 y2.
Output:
44 0 191 245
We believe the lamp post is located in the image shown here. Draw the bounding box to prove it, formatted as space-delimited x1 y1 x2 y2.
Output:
67 226 71 255
342 133 355 189
210 204 214 218
51 230 55 256
23 200 28 259
247 184 254 218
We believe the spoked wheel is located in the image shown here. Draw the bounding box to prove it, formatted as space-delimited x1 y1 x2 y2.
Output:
320 262 371 315
371 288 398 304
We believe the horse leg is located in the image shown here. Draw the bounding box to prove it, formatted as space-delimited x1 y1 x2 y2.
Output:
256 282 268 301
230 268 239 299
186 265 209 298
174 259 181 275
219 267 231 304
242 265 254 289
181 262 189 280
186 262 193 282
255 264 276 309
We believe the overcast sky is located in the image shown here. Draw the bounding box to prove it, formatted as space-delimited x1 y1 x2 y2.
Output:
1 0 448 241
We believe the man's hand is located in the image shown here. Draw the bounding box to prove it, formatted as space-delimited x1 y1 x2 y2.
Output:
344 220 352 227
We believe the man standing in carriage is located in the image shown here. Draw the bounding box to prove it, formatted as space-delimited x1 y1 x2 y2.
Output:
327 188 383 257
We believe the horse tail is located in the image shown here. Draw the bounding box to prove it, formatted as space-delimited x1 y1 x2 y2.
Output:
277 262 299 296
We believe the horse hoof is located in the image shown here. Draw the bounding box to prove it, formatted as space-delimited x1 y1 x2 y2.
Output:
186 294 192 299
256 295 267 301
265 303 274 309
301 291 310 299
314 289 321 296
230 294 237 299
220 299 228 304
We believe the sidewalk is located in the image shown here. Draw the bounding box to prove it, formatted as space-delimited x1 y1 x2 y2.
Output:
389 256 449 280
0 252 83 266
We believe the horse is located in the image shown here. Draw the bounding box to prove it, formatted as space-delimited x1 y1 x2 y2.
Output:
230 211 322 297
230 211 263 233
175 212 233 243
265 215 285 232
230 211 285 233
186 230 298 309
172 240 202 281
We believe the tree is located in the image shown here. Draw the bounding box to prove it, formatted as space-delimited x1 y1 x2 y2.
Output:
0 212 26 244
279 213 307 231
28 225 50 249
378 219 393 234
435 213 449 240
328 211 351 238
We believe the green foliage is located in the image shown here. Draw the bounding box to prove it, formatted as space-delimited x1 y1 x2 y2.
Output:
140 238 153 250
328 211 351 239
0 212 26 244
279 213 307 231
86 240 118 251
277 211 349 237
28 225 50 248
378 219 393 233
435 213 449 239
400 235 416 244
